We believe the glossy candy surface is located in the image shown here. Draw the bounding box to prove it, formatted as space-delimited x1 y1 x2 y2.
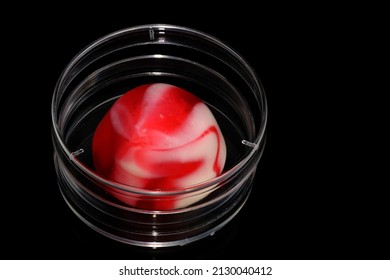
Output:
92 83 226 210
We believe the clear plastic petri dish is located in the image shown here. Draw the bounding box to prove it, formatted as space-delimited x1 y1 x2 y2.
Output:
51 24 267 248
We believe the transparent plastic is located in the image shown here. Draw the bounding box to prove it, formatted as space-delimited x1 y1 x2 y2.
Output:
51 24 267 247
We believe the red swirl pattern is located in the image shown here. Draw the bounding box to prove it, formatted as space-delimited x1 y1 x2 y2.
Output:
92 83 226 210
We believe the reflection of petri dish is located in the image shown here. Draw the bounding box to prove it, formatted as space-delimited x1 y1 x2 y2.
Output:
51 24 267 248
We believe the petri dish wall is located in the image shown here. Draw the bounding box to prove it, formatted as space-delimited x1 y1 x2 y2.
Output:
51 24 267 247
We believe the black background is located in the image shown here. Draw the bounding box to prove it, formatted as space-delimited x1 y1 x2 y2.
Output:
2 6 387 260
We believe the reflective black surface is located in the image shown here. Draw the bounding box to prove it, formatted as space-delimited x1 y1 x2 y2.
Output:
3 10 387 260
